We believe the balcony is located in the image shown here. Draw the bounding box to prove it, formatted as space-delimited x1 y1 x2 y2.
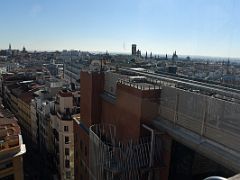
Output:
57 111 72 121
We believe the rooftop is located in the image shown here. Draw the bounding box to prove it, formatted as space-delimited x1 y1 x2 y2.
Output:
58 90 73 97
0 108 20 153
118 77 161 91
19 89 39 104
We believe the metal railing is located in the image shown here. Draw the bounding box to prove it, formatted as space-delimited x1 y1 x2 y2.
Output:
117 79 161 91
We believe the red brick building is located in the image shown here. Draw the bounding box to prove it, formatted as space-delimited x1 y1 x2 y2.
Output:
74 71 104 180
74 70 172 180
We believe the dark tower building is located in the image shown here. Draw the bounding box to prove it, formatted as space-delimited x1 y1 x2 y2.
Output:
227 59 230 75
132 44 137 56
22 46 26 53
172 51 178 61
8 44 12 57
136 49 141 57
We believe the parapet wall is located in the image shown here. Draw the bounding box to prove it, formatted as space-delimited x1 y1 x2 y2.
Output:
158 85 240 153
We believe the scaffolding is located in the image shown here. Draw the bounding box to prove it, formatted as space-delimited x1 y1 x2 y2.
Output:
89 124 162 180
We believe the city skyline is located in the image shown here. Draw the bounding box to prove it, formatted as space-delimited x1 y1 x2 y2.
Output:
1 0 240 58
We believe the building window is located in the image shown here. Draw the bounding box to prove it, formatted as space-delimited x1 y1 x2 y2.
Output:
64 126 69 132
66 171 71 179
65 136 69 144
85 146 87 157
65 160 70 168
65 148 69 156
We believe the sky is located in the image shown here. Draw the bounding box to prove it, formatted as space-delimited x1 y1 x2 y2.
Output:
0 0 240 58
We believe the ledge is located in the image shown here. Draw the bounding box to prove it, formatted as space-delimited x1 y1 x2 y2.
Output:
152 117 240 173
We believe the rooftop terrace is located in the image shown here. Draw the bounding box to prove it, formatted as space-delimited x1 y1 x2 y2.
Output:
0 109 20 153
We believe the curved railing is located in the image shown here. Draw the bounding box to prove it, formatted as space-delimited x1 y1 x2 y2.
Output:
89 124 153 180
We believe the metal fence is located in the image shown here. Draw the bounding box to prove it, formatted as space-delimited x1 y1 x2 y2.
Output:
89 124 162 180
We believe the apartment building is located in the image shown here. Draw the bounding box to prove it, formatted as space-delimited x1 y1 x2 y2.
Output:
64 59 87 90
17 89 38 140
51 89 80 180
30 98 38 148
31 78 68 152
0 107 26 180
1 80 40 143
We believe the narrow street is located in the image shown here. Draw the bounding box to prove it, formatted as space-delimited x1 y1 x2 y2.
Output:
0 96 53 180
22 133 53 180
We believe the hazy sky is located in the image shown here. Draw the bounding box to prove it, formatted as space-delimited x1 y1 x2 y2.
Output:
0 0 240 57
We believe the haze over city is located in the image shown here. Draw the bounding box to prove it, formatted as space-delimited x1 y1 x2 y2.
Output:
1 1 240 179
1 0 240 58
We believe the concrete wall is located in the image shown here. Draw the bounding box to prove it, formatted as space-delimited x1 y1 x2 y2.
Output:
104 71 128 95
59 96 73 113
158 85 240 153
204 98 240 153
